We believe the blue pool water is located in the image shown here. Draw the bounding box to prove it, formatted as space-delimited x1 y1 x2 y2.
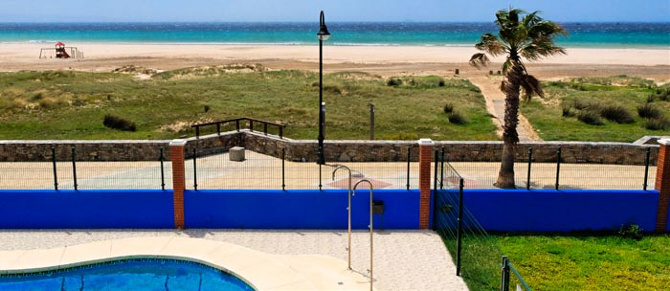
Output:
0 258 254 291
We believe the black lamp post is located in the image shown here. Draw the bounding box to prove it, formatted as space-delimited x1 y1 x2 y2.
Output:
317 11 330 165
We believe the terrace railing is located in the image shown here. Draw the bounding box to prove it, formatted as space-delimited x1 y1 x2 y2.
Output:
191 117 286 139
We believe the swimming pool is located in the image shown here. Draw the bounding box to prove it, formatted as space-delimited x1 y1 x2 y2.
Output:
0 258 254 290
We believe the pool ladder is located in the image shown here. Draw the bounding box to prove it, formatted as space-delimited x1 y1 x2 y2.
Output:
332 165 375 291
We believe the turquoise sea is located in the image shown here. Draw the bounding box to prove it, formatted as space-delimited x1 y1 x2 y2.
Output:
0 22 668 48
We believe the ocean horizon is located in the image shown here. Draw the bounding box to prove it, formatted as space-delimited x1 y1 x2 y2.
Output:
0 22 668 48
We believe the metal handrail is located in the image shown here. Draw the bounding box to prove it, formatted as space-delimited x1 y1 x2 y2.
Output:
353 179 374 291
191 117 285 139
332 165 353 270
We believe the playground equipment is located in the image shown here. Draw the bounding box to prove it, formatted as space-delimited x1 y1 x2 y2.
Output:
39 42 84 59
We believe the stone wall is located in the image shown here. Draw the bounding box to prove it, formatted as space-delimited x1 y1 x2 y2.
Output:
0 131 659 165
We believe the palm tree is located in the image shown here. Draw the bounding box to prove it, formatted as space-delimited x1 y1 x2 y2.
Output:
470 8 566 188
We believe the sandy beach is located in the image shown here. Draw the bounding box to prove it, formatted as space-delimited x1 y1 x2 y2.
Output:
1 43 669 82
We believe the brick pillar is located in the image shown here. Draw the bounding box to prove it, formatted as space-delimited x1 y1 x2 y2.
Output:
170 139 187 229
655 138 670 232
418 138 434 229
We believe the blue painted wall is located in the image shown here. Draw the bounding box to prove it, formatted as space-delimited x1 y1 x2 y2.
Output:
462 189 660 232
0 190 173 229
184 189 420 229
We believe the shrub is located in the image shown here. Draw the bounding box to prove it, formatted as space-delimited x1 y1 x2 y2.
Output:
646 94 655 103
387 77 403 86
103 114 137 131
561 104 576 117
599 105 635 124
438 79 445 87
204 105 210 113
30 92 44 101
637 104 664 119
618 223 643 240
443 103 454 114
447 111 467 125
578 111 604 125
572 99 593 111
644 118 670 130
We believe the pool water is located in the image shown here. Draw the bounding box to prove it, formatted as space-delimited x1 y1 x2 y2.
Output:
0 258 254 290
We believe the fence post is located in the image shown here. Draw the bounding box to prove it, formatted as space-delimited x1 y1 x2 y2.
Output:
160 148 166 191
440 148 445 189
501 256 510 291
643 147 651 191
655 139 670 232
193 148 198 191
71 146 78 190
52 147 58 190
555 147 562 190
433 150 439 195
406 146 411 190
369 103 375 140
281 148 286 191
527 147 533 190
170 139 187 229
418 138 434 229
456 178 464 277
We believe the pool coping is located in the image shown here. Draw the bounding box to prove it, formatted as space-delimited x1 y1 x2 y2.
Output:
0 236 373 290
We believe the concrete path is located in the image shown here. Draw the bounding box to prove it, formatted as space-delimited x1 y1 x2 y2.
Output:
464 73 542 142
0 230 469 291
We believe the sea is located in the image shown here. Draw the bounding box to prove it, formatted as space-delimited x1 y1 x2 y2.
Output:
0 22 668 48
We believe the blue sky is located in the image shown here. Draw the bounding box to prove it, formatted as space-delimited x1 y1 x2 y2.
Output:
1 0 668 22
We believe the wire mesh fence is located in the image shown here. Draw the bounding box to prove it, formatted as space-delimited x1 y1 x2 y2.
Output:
187 146 419 190
445 146 654 190
0 147 170 190
434 155 532 291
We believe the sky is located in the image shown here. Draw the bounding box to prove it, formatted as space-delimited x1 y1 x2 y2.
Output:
0 0 668 23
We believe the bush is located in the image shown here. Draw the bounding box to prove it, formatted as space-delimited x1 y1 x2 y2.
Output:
438 79 445 87
637 104 664 119
561 105 576 117
618 223 643 240
443 103 454 114
599 105 635 124
103 114 137 131
572 99 594 111
644 118 670 130
447 111 467 125
387 77 403 86
578 111 604 125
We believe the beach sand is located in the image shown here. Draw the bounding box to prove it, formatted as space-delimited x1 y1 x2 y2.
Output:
1 43 669 82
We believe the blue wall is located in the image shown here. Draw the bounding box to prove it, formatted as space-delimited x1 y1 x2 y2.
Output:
0 190 173 229
184 189 420 229
463 189 660 232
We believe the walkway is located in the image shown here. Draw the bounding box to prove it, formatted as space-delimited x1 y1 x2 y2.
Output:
464 74 542 142
0 230 469 291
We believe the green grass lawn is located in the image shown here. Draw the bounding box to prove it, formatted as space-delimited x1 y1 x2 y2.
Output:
442 233 670 291
522 75 670 142
492 234 670 291
0 68 498 140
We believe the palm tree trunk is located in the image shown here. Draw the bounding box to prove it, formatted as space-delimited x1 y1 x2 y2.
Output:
495 60 523 189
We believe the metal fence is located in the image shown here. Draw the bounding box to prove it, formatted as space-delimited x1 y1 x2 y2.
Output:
443 146 654 190
433 151 532 291
186 146 418 190
0 147 170 190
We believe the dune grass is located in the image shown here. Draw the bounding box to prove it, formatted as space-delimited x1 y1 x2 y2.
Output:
0 69 497 140
521 76 670 142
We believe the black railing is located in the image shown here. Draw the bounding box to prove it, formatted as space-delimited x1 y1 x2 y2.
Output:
191 117 286 139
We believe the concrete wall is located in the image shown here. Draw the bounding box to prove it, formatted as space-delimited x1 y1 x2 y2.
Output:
0 190 173 228
184 189 419 229
0 131 658 165
462 189 660 232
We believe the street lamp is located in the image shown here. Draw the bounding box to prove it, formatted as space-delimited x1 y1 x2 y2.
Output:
317 10 330 165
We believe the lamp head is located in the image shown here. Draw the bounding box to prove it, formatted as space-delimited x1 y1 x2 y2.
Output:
317 11 331 41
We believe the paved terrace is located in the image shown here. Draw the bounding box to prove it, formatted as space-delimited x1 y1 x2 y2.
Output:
0 230 468 291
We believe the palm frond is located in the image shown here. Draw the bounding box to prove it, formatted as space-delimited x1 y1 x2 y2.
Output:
501 59 512 75
475 33 507 56
469 53 490 69
520 74 544 101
